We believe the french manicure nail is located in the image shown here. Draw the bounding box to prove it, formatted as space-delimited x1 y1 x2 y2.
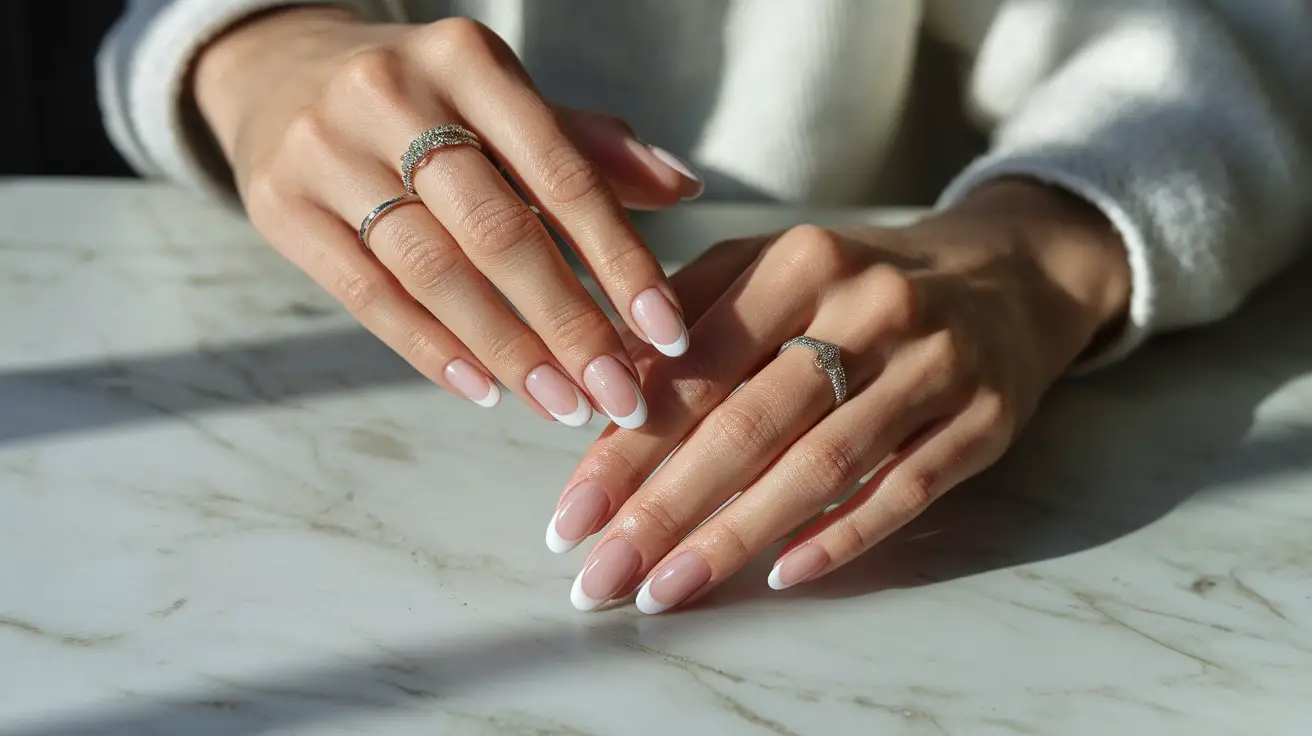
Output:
583 356 647 429
545 481 609 554
631 288 689 357
443 359 500 408
647 145 704 200
525 364 592 427
636 550 713 614
767 544 830 591
571 538 642 612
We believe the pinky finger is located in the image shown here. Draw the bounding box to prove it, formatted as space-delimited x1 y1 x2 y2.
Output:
767 396 1012 590
278 207 503 409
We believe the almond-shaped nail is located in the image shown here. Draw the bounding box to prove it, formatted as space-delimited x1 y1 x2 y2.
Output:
767 543 830 590
583 356 646 429
525 364 592 427
647 145 704 201
571 538 642 612
545 481 609 554
443 359 500 408
631 287 688 357
636 550 712 614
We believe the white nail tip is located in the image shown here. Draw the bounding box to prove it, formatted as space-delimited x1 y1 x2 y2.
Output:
635 580 668 615
472 383 501 408
570 569 605 612
767 563 789 591
544 515 579 554
607 389 648 430
550 389 593 427
651 332 689 358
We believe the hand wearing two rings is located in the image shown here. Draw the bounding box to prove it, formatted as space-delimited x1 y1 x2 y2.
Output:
548 181 1132 612
194 8 702 426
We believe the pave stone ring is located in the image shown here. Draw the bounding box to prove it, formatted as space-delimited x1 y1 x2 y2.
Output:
778 336 849 406
400 124 482 194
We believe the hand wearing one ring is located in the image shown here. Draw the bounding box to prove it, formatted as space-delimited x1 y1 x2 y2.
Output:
194 9 703 424
548 181 1133 613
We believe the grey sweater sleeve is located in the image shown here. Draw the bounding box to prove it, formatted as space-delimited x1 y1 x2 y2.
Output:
96 0 404 199
931 0 1312 368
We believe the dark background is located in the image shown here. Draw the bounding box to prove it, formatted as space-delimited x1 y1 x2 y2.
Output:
1 0 132 176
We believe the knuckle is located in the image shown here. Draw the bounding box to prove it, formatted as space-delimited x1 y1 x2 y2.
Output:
333 268 383 315
707 400 777 455
538 142 607 208
428 16 498 53
331 46 409 105
795 436 864 494
868 264 917 333
780 224 846 276
706 523 753 567
401 328 446 371
831 519 873 557
890 465 940 517
590 240 651 289
543 300 612 352
242 165 292 222
386 223 464 293
588 443 646 490
630 498 684 542
457 196 548 265
281 109 337 159
481 327 542 370
973 391 1015 440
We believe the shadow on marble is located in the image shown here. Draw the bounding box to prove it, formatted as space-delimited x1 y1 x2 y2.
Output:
3 614 713 736
0 327 421 446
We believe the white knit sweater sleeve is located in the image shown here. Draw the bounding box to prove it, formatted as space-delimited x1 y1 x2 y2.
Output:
96 0 405 200
929 0 1312 367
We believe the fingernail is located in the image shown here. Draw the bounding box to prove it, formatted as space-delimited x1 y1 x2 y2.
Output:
636 550 712 614
545 481 609 554
583 356 647 429
525 364 592 427
646 145 704 201
767 543 830 590
571 538 642 612
443 359 500 408
631 288 689 357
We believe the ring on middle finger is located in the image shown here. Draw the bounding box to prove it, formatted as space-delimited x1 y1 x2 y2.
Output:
400 124 483 194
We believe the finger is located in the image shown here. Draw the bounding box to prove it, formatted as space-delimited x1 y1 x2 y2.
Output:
631 330 963 614
556 106 702 210
249 191 502 408
315 56 625 425
565 250 918 611
768 393 1013 590
307 153 590 425
427 27 693 359
544 234 804 555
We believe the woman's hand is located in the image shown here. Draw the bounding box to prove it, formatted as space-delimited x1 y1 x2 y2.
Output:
194 8 701 425
548 180 1131 612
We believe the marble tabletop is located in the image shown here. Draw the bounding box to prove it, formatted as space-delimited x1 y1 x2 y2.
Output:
1 178 1310 735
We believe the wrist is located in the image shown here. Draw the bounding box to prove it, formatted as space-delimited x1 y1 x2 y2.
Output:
193 5 367 157
931 179 1132 369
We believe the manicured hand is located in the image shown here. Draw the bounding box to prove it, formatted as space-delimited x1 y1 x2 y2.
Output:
195 9 701 425
547 181 1131 612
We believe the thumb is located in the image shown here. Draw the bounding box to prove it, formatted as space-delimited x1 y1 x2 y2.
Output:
555 106 704 211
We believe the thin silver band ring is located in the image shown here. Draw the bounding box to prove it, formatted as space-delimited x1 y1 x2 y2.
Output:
779 336 849 406
358 193 421 250
401 124 482 194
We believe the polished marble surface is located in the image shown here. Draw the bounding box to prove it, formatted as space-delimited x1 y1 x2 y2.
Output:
1 179 1310 735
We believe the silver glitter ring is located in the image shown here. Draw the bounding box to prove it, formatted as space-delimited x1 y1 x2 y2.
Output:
400 124 482 194
358 193 421 249
778 336 848 406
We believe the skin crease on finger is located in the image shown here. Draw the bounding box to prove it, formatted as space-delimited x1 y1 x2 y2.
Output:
564 181 1131 614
